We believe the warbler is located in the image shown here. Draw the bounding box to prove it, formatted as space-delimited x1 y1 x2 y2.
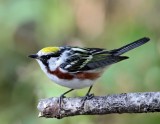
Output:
29 37 150 109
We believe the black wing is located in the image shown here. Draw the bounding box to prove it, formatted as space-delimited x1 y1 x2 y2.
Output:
81 53 128 71
60 47 128 73
60 37 149 72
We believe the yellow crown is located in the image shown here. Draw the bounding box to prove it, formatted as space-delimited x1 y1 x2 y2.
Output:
41 47 60 53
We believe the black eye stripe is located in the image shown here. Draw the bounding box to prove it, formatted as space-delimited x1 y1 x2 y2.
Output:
39 52 61 67
41 55 51 60
39 48 66 68
40 53 61 60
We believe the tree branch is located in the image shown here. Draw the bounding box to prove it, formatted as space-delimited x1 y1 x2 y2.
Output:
37 92 160 119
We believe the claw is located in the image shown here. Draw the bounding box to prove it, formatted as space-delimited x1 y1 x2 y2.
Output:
57 95 65 119
81 93 94 106
55 89 74 119
56 89 74 118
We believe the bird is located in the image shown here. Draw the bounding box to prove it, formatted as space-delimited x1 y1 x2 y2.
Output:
28 37 150 112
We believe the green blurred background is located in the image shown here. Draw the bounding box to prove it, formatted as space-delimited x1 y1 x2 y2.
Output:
0 0 160 124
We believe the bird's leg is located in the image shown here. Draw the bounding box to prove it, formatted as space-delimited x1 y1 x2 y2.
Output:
59 89 74 109
57 89 74 119
81 86 94 106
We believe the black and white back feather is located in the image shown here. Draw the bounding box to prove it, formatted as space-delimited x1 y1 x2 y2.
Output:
60 37 150 72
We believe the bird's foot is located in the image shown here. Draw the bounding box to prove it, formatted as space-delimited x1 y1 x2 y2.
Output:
56 95 66 119
81 93 94 107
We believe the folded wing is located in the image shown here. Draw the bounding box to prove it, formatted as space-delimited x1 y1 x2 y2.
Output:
60 48 128 72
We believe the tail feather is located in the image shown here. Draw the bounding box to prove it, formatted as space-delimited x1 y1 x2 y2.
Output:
110 37 150 56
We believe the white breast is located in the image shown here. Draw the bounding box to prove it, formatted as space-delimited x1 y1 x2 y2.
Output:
36 59 96 89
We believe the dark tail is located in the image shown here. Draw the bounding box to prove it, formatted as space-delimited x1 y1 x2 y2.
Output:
110 37 150 56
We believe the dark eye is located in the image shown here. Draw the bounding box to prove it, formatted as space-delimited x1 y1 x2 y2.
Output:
39 55 49 67
46 55 50 59
40 53 60 61
41 55 49 60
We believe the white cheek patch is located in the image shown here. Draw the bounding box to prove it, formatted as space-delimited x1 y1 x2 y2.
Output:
48 58 59 71
46 51 69 71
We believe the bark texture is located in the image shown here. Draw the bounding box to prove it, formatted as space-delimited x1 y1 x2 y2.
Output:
37 92 160 119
